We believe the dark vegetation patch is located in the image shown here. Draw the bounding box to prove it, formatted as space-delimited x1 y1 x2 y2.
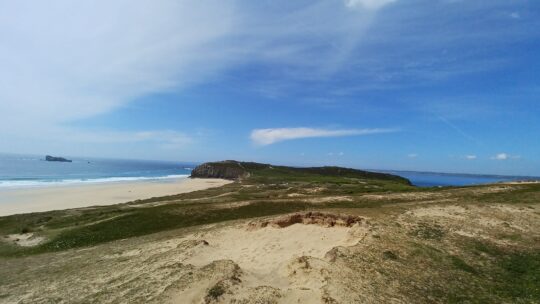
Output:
206 283 226 301
20 226 32 234
474 183 540 205
403 236 540 303
496 251 540 301
449 255 477 274
382 250 399 260
410 222 446 240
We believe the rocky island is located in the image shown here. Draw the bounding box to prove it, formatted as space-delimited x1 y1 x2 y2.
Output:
45 155 72 162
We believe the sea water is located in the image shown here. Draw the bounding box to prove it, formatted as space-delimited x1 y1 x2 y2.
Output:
0 153 194 189
380 170 536 187
0 153 535 189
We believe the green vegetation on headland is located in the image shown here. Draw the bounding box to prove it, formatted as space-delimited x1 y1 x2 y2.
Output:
191 160 412 185
0 160 539 303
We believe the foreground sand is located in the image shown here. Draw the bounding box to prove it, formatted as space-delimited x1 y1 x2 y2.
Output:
0 178 232 216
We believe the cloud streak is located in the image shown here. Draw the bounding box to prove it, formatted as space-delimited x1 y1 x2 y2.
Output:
251 127 396 146
345 0 396 11
491 153 520 161
0 0 397 156
0 0 392 129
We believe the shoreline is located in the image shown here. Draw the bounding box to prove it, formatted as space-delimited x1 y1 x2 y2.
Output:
0 178 232 217
0 174 191 189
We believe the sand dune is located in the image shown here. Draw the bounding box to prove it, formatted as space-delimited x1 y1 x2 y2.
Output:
163 213 372 303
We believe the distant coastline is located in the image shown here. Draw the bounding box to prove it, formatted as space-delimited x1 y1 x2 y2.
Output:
372 169 539 187
375 169 539 180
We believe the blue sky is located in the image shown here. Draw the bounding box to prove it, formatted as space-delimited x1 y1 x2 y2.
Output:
1 0 539 175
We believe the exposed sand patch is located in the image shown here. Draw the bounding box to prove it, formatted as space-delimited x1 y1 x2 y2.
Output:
506 181 540 185
469 185 515 194
307 196 354 203
362 191 443 201
164 213 371 303
0 178 232 216
4 233 45 247
184 224 362 275
184 215 365 274
489 204 531 214
305 187 326 194
407 205 467 218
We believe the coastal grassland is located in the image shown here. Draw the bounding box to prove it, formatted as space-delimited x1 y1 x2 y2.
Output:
0 169 539 303
0 181 538 257
0 168 416 256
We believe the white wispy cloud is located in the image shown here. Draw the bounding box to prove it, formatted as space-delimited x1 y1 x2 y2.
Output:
0 0 394 155
1 0 536 159
407 153 418 158
251 127 396 146
465 155 477 160
491 153 520 161
0 1 239 126
327 152 345 156
0 1 388 129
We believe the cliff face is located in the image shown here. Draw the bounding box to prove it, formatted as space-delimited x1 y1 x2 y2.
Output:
190 161 249 180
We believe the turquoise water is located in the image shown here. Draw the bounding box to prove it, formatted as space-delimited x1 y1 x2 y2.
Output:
0 153 195 188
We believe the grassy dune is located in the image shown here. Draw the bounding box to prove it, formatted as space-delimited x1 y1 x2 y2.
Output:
0 163 539 303
0 164 414 256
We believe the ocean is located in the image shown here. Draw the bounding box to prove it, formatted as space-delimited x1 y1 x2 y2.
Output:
379 170 536 187
0 153 535 189
0 153 194 188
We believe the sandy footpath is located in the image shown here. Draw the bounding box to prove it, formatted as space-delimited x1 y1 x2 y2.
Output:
0 178 232 216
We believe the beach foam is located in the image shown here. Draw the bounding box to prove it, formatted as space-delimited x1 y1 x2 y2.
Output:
0 174 190 189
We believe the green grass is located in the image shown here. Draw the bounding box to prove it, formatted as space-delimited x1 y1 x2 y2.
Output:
406 237 540 303
200 160 413 186
1 179 537 259
449 255 478 274
2 201 313 256
496 251 540 301
0 169 417 257
1 162 539 304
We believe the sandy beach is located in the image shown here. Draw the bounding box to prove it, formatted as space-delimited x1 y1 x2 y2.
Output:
0 178 232 216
